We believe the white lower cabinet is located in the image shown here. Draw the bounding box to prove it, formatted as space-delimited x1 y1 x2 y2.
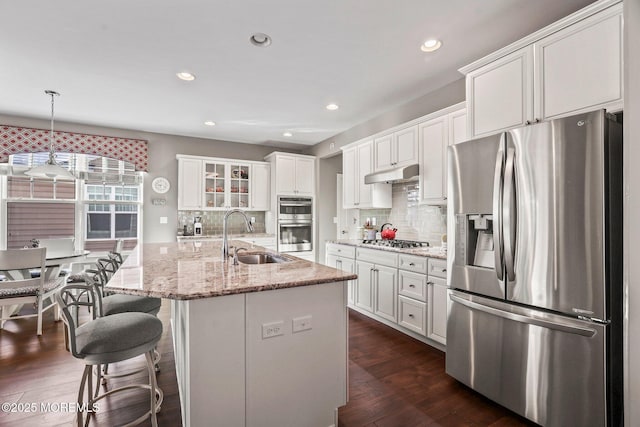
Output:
355 260 375 312
326 244 357 305
328 243 447 348
427 276 448 344
373 264 397 322
398 296 427 335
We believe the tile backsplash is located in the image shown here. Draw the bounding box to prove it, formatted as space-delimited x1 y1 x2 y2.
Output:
359 183 446 245
178 211 266 235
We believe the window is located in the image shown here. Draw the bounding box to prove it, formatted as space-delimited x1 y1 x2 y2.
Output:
85 185 140 240
4 152 142 252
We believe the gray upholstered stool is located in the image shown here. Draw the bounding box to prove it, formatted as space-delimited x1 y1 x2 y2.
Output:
87 264 162 388
56 283 163 427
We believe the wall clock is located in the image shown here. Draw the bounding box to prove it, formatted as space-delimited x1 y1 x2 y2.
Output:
151 176 171 194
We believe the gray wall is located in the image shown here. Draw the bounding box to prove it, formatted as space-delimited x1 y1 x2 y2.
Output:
624 1 640 425
305 78 465 159
0 113 299 243
316 155 342 263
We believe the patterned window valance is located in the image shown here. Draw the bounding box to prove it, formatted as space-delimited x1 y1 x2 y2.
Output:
0 125 148 172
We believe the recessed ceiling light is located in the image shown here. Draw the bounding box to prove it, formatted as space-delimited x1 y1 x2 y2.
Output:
204 121 216 126
283 131 293 137
176 72 196 81
421 39 442 52
326 103 339 111
250 33 272 47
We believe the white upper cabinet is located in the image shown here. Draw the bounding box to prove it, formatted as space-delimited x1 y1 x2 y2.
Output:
466 46 534 138
177 155 271 211
342 140 392 209
448 107 468 146
250 163 270 211
342 147 357 208
394 126 419 167
373 125 418 171
373 134 393 170
419 105 467 205
265 152 316 196
419 116 448 203
462 1 622 139
534 4 623 120
178 157 203 210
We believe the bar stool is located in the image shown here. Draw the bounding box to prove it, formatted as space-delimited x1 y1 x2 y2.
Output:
88 261 162 389
56 283 163 427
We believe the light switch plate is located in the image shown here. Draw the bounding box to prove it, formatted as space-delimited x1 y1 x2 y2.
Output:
292 315 312 333
160 216 168 224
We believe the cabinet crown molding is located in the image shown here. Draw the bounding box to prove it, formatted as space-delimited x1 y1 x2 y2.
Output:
340 101 466 151
176 153 269 165
458 0 621 75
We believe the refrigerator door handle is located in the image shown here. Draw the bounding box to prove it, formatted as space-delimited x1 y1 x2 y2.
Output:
503 147 517 281
449 293 596 337
492 134 506 281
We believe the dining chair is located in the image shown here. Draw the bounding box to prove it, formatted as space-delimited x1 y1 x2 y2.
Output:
0 247 64 335
39 237 75 255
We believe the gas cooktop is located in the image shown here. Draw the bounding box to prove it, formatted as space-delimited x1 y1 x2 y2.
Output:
361 239 430 249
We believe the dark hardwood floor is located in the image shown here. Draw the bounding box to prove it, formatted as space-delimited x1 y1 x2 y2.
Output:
0 304 534 426
340 310 535 427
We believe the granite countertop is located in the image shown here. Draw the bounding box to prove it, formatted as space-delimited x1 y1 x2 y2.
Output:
105 240 356 300
177 233 275 240
328 239 448 260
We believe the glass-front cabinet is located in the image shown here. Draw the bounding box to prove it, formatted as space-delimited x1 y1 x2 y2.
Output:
204 161 250 210
177 155 270 211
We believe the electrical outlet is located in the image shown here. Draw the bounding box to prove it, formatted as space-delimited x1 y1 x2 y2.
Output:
250 216 256 224
262 321 284 339
292 315 312 333
159 216 168 224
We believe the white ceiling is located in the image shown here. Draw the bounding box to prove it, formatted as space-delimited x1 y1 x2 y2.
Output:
0 0 594 148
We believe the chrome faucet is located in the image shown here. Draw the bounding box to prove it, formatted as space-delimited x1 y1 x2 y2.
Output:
232 247 248 265
222 209 254 261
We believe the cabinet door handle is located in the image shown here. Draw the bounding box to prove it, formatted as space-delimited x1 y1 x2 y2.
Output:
408 314 414 318
526 120 531 125
409 284 416 288
427 281 434 285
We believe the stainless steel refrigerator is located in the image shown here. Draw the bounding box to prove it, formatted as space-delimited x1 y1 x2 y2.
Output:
446 110 623 427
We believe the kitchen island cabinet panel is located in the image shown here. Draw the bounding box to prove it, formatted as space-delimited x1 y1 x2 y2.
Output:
245 282 347 427
172 295 246 427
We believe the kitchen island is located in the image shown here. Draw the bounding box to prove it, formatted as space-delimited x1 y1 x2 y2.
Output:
106 240 356 427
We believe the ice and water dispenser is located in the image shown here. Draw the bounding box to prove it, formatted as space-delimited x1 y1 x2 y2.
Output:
454 214 495 269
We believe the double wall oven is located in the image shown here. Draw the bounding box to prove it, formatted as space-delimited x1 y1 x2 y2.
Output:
277 196 313 253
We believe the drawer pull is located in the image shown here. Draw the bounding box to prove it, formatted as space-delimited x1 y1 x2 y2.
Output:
409 284 416 288
427 281 434 285
409 262 415 266
408 314 415 318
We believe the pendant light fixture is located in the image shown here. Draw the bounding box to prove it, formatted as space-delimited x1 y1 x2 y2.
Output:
24 90 75 180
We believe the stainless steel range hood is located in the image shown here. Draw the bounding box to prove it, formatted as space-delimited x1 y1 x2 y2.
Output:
364 163 419 184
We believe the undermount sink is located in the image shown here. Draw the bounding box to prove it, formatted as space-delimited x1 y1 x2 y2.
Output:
237 252 292 265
